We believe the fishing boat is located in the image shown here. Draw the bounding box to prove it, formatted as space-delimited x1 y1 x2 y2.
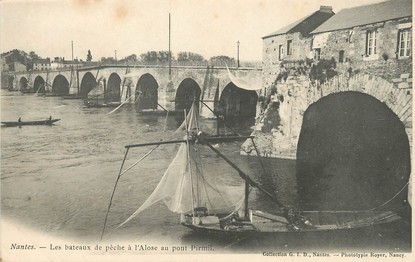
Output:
102 102 405 240
83 101 121 108
1 118 60 127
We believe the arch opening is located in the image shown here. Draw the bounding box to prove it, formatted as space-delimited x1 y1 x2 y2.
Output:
19 77 28 90
33 76 46 93
79 72 96 98
175 78 201 111
219 82 258 120
296 91 410 211
52 75 69 95
135 74 158 111
106 73 121 102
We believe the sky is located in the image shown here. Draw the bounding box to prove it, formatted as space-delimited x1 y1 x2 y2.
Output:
0 0 385 62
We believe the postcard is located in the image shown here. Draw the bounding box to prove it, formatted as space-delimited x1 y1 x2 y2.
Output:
1 0 412 261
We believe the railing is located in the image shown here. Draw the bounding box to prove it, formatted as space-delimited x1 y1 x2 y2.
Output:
99 60 262 69
8 60 262 75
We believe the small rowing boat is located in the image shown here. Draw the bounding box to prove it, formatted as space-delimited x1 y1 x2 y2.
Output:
1 118 60 127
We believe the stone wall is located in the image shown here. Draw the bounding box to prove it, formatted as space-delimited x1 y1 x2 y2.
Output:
315 17 412 81
263 32 312 90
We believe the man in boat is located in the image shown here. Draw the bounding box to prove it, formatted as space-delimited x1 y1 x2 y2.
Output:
283 206 313 231
49 116 52 120
18 117 21 122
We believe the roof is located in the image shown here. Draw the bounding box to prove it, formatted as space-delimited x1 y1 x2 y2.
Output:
33 58 50 64
62 60 82 64
312 0 412 34
263 6 334 38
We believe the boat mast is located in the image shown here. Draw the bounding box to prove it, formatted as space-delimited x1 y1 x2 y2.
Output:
184 109 196 218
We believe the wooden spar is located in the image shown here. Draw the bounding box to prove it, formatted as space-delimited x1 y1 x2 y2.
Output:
172 99 215 102
244 176 249 219
125 135 252 149
250 137 268 176
205 142 286 209
101 147 130 240
125 139 187 148
201 135 254 143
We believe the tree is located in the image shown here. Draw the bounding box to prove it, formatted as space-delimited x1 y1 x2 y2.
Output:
119 54 138 64
177 52 206 62
28 51 41 60
87 50 92 62
100 57 117 64
139 51 172 64
209 55 235 66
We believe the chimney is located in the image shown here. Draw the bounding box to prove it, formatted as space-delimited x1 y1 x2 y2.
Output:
320 5 333 13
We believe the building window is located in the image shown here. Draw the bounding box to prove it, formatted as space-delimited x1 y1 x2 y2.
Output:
339 50 345 63
314 48 321 61
278 45 284 60
398 28 411 58
287 40 293 55
366 30 377 56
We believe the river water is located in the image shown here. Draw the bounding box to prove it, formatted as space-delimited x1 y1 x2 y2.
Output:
0 90 411 254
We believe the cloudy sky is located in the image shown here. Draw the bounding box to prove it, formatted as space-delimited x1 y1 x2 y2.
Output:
1 0 383 61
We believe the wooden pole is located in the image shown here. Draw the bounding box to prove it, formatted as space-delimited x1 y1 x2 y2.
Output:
244 176 249 219
169 13 171 77
126 139 187 148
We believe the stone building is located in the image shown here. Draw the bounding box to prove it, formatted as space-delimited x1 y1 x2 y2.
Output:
311 0 412 82
33 58 51 71
246 0 412 213
249 0 412 159
262 6 334 88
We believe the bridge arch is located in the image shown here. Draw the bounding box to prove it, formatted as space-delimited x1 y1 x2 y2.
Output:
219 82 258 120
135 73 158 111
297 90 410 211
80 72 96 97
19 77 28 90
106 73 121 102
52 75 69 95
175 78 201 111
33 76 46 93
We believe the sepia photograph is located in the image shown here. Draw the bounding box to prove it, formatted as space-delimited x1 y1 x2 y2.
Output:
0 0 412 261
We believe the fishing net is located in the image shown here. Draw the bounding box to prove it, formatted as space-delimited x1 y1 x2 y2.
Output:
117 102 244 228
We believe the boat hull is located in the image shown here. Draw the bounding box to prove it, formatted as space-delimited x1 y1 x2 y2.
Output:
181 209 403 237
1 119 60 127
83 102 121 108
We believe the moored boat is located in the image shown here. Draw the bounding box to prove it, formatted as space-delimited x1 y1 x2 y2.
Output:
83 101 121 108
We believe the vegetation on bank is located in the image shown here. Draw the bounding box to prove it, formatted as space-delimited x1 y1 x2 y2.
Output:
2 49 253 69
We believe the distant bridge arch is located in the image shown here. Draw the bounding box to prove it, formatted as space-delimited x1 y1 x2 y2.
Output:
80 72 96 97
219 82 258 120
33 76 46 93
106 73 121 102
52 75 69 95
19 77 28 90
175 78 201 111
135 73 158 111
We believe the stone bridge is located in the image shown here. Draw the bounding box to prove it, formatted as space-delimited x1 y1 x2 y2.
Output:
243 73 412 159
11 65 262 118
10 67 413 160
